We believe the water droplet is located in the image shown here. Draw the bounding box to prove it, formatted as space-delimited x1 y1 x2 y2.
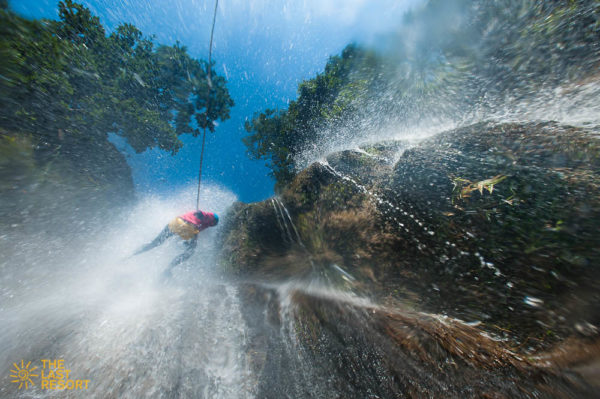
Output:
524 296 543 307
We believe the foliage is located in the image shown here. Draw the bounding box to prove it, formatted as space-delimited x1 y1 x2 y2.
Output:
243 0 600 188
452 174 507 201
0 0 233 161
243 44 384 188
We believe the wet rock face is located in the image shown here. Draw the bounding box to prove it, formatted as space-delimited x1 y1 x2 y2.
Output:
219 121 600 351
238 284 596 398
383 122 600 345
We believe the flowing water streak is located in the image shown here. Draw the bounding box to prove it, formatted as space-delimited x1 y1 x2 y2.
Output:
273 197 305 249
270 198 293 244
272 197 363 286
265 279 379 398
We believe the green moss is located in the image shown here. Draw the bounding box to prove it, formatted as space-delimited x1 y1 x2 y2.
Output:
297 212 324 253
362 146 382 156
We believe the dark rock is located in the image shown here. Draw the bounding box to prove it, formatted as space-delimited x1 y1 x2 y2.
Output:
219 121 600 395
220 121 600 351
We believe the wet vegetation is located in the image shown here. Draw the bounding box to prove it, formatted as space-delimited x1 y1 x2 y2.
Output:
243 0 600 188
0 1 233 229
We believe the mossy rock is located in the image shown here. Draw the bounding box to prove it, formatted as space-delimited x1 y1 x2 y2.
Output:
380 122 600 345
219 121 600 350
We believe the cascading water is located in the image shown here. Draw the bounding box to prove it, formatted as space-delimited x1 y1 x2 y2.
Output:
0 186 258 398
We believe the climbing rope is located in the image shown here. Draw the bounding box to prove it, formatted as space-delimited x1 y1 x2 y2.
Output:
196 0 219 209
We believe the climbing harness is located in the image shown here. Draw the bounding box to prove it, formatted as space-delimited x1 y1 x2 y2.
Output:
196 0 219 209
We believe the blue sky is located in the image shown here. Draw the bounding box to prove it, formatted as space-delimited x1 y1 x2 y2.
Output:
11 0 419 202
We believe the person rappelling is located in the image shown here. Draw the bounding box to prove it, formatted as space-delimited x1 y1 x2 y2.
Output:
132 210 219 274
133 0 221 278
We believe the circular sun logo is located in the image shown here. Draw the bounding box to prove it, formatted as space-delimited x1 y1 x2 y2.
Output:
10 360 38 389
